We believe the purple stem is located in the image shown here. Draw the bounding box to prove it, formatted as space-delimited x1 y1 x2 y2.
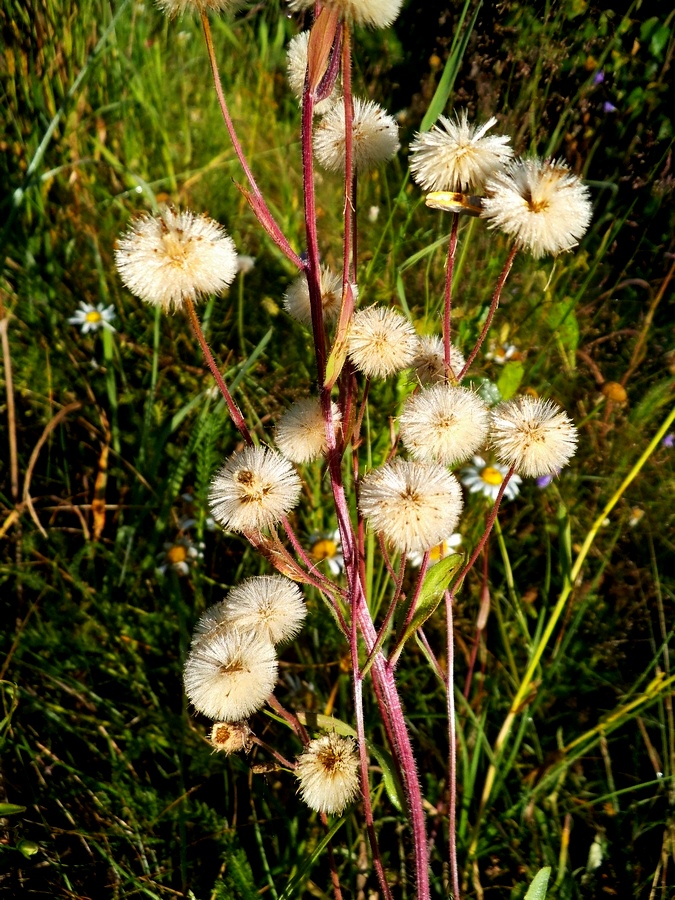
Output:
443 213 459 379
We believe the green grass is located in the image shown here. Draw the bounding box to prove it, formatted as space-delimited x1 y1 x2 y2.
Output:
1 0 674 897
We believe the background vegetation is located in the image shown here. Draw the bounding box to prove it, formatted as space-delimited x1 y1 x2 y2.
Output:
1 0 673 897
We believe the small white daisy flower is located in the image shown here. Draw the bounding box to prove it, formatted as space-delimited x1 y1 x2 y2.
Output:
275 397 341 464
398 384 490 466
489 396 578 477
287 0 403 29
485 341 521 365
409 110 513 193
156 536 203 577
481 157 593 258
460 455 521 502
314 98 400 173
68 302 116 334
115 208 238 312
359 459 464 554
209 446 302 533
184 629 278 722
310 529 344 576
296 733 361 816
410 334 466 384
408 532 462 568
347 306 418 380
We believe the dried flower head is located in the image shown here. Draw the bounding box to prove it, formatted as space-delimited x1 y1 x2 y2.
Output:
296 733 360 815
276 397 341 464
359 459 463 553
215 576 308 645
347 306 417 380
489 397 578 477
409 110 513 193
287 0 403 29
287 31 340 115
283 266 348 326
184 630 277 721
314 98 400 173
481 158 593 258
209 721 252 754
460 455 521 502
399 385 490 466
411 334 466 384
115 208 238 312
209 446 302 533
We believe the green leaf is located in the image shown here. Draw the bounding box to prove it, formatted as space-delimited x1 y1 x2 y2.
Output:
0 803 26 816
547 296 579 356
524 866 551 900
496 361 525 400
396 554 463 650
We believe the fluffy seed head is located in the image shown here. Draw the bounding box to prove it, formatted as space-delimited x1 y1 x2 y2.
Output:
347 306 417 379
184 630 277 721
287 0 403 29
359 459 464 553
115 208 238 312
314 98 400 173
399 385 490 466
283 266 348 326
481 157 593 258
296 733 361 815
489 396 578 477
210 576 307 645
409 110 513 193
286 31 340 115
209 446 302 533
411 334 466 384
276 397 341 464
156 0 234 16
209 721 252 754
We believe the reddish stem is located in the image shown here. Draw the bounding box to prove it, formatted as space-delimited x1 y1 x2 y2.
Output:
458 245 518 381
444 213 459 379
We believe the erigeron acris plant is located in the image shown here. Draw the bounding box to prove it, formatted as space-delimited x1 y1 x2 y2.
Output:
114 1 590 896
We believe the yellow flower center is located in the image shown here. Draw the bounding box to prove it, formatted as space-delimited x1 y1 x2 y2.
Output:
481 466 504 486
167 544 188 564
85 310 102 324
312 539 338 562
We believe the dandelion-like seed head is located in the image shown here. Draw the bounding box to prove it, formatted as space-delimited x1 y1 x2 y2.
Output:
296 733 360 815
287 0 403 29
489 396 578 477
283 266 348 326
209 721 252 754
481 157 593 258
399 384 490 466
409 110 513 193
220 576 307 646
287 31 340 115
314 97 400 173
184 629 277 721
156 0 234 16
209 446 302 533
410 334 466 384
275 397 341 464
115 208 238 312
347 306 417 380
359 459 464 553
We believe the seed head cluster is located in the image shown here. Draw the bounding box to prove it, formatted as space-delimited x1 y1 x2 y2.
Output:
489 396 579 476
347 306 418 379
